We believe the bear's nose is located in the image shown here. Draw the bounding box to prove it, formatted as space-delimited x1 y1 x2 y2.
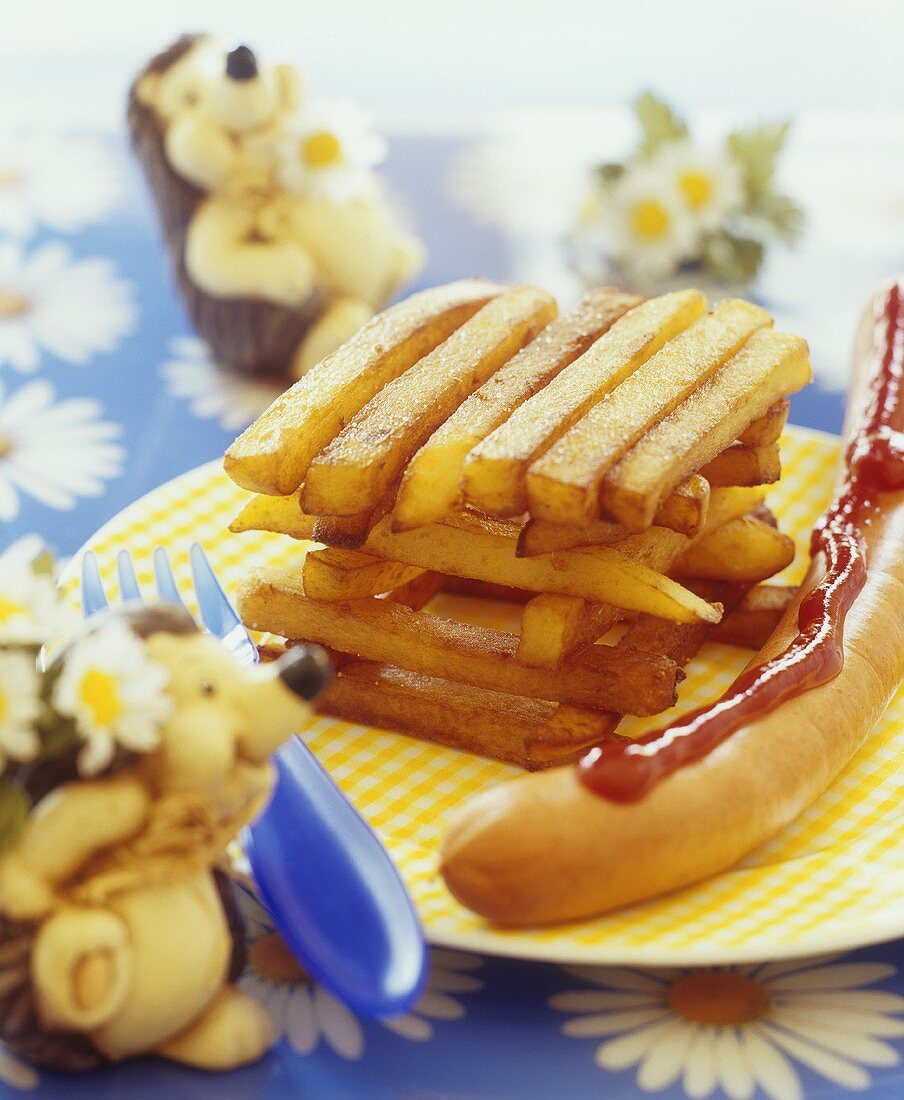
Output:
277 645 332 702
226 45 259 82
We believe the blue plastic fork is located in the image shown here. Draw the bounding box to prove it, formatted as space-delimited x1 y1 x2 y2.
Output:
80 543 427 1018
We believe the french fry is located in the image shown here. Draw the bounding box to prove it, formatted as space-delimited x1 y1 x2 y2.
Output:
301 286 557 517
443 578 532 604
302 548 425 599
711 584 797 648
317 660 622 770
361 516 719 623
383 570 446 611
700 443 782 488
672 515 795 583
518 596 621 669
599 330 809 529
391 288 639 530
522 704 623 768
739 399 791 446
526 299 772 525
225 279 501 496
239 568 679 714
460 290 706 517
229 492 315 539
517 475 710 557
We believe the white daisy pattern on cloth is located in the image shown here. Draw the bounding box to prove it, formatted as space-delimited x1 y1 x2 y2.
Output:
52 619 172 776
0 132 121 238
160 336 281 431
0 651 41 777
0 378 125 520
0 1047 38 1092
0 538 66 645
655 140 746 235
550 955 904 1099
279 100 387 205
236 890 483 1058
0 242 136 372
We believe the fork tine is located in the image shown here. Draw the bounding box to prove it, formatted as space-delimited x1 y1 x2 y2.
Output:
153 547 187 609
189 543 257 665
81 552 109 618
116 550 142 602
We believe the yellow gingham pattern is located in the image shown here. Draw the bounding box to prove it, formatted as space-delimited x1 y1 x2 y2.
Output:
60 426 904 965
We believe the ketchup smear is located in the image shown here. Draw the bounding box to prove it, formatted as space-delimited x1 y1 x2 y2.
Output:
580 280 904 803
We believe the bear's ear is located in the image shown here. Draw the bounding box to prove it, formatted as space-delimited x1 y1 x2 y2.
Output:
135 70 161 107
274 64 302 113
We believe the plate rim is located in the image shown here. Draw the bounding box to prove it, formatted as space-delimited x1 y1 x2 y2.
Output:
64 422 904 968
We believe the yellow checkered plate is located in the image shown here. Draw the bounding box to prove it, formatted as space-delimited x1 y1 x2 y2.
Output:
61 425 904 966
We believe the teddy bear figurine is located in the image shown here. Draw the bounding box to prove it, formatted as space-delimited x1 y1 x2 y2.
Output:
128 35 424 379
0 602 331 1072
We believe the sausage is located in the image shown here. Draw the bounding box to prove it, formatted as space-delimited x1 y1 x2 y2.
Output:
440 280 904 926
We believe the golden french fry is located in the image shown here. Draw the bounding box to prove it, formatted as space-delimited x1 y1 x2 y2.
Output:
738 399 791 446
517 475 710 557
700 443 782 488
317 659 621 770
710 584 797 648
443 578 532 604
230 492 314 539
599 330 809 530
527 299 772 526
391 288 639 530
302 548 425 599
517 596 621 669
460 290 706 517
672 515 795 583
239 568 679 714
383 570 446 611
301 286 557 517
522 704 623 768
225 279 501 496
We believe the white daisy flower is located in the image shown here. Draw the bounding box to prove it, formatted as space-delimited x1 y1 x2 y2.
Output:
0 651 41 776
0 1047 38 1091
236 890 482 1058
0 242 136 373
0 538 63 646
0 132 121 238
603 163 697 281
0 378 125 520
52 620 172 776
551 954 904 1099
279 100 387 205
160 336 281 431
655 140 746 233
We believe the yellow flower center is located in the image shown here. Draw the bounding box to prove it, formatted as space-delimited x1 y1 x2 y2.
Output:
667 971 770 1025
678 169 714 210
0 595 26 623
249 931 310 985
78 669 123 729
302 131 344 168
630 199 670 241
0 168 22 187
0 290 30 319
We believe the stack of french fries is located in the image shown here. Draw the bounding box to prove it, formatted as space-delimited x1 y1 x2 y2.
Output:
226 279 812 769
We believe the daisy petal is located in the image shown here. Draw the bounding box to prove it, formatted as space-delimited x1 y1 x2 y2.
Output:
636 1019 697 1091
713 1028 755 1100
379 1013 433 1042
594 1018 676 1071
741 1027 803 1100
683 1027 718 1099
766 963 896 992
427 969 483 994
768 1009 899 1067
313 985 364 1061
285 985 318 1054
561 1007 669 1038
414 990 465 1021
550 990 662 1013
758 1022 871 1090
565 966 667 993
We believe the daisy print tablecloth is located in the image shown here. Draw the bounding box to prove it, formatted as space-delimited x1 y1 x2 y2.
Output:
2 122 904 1099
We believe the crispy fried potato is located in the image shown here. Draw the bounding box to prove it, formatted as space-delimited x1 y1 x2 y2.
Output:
383 570 446 610
301 286 557 517
391 288 639 530
517 475 710 556
443 578 532 604
522 704 623 768
672 515 795 583
460 290 706 517
527 299 772 525
302 548 425 599
317 660 621 769
711 584 797 648
738 399 791 446
225 279 501 496
517 596 621 669
599 330 809 529
230 492 314 539
700 443 782 488
239 568 679 714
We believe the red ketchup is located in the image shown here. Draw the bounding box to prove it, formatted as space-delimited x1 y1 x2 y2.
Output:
580 280 904 803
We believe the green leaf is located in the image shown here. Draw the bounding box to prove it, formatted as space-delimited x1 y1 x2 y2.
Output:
597 162 627 184
0 782 30 854
703 232 765 282
634 92 688 158
749 191 805 244
726 122 791 200
30 550 55 578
